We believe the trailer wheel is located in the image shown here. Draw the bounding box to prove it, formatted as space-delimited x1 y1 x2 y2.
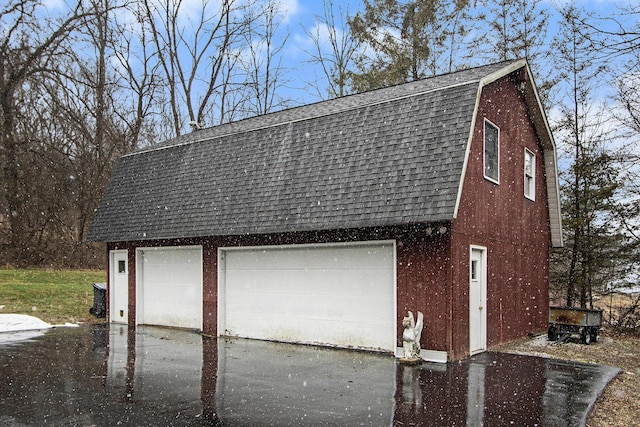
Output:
581 328 592 345
590 328 599 343
548 326 558 341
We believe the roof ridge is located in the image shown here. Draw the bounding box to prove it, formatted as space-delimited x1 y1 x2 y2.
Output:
128 80 480 157
127 60 519 157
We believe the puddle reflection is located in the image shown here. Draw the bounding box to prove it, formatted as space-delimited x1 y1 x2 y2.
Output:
0 325 620 426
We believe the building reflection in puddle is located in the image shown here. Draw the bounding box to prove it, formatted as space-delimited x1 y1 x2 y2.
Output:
102 325 617 427
108 325 204 414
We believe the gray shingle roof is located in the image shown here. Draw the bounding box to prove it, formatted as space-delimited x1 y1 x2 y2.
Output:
87 61 522 242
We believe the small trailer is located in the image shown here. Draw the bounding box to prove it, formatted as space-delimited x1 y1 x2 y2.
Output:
548 306 603 344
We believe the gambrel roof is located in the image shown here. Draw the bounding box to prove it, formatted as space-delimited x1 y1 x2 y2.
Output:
88 60 562 246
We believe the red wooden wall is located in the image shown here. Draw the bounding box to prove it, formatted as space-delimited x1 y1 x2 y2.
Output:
448 73 552 359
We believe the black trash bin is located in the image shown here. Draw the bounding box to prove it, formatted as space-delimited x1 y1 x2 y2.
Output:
89 282 107 318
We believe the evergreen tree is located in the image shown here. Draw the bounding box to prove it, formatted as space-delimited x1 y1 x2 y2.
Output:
471 0 552 102
550 5 621 308
347 0 470 92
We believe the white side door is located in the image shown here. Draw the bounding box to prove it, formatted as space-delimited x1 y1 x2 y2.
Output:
110 250 129 324
469 247 487 355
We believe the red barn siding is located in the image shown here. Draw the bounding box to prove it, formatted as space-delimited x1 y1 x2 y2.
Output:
396 233 452 352
451 75 552 359
202 242 217 336
127 247 136 326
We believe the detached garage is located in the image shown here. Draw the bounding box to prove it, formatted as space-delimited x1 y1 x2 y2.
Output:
88 60 562 361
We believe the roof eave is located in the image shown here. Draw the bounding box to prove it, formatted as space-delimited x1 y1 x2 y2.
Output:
454 60 563 247
520 64 563 248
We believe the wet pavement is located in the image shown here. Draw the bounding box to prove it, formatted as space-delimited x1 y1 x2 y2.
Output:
0 325 620 426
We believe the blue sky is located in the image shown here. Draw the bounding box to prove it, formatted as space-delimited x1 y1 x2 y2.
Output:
35 0 634 131
273 0 625 105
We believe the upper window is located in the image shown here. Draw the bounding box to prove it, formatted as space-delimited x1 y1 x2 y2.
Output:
484 120 499 183
524 148 535 200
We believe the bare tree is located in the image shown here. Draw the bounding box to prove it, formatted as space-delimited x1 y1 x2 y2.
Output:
65 0 134 253
112 0 163 150
0 0 99 265
20 0 135 265
240 0 290 115
141 0 264 135
590 5 640 316
303 0 359 99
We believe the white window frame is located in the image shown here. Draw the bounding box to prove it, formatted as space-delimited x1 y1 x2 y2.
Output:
524 148 535 201
483 119 500 184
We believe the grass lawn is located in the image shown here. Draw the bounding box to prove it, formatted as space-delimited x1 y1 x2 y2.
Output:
0 268 106 324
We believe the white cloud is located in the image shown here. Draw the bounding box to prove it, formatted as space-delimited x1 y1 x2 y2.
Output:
277 0 299 24
42 0 67 12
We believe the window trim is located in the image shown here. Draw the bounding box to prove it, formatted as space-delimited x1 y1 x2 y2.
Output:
524 148 535 201
483 119 500 184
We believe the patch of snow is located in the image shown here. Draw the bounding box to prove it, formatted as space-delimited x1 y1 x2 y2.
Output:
62 322 80 328
0 314 55 345
527 334 549 347
0 314 52 333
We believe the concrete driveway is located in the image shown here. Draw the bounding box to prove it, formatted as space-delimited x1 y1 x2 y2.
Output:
0 325 620 426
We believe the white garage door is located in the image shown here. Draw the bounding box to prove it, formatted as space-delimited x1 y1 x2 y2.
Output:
137 246 203 330
219 241 396 352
